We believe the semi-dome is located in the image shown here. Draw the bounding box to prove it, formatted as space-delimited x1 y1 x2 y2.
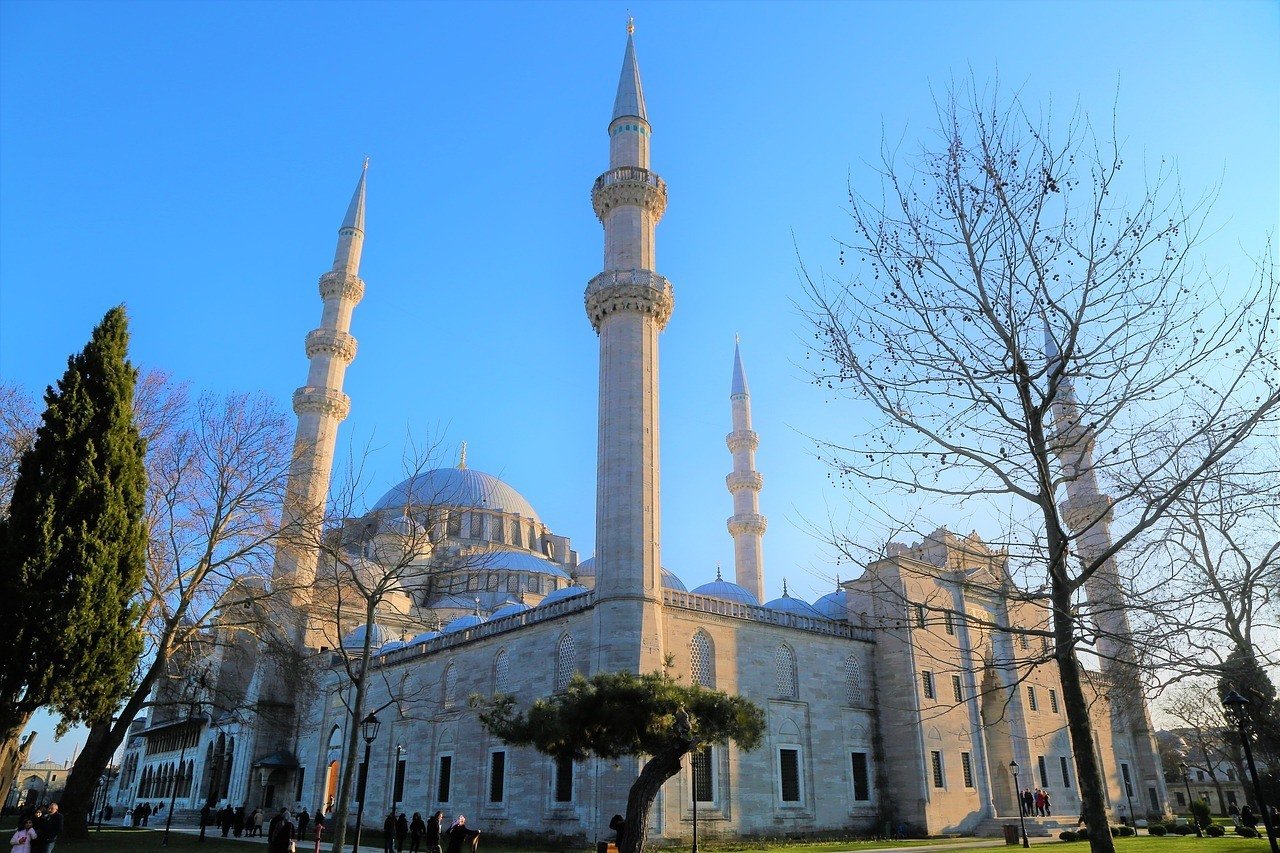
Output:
443 613 486 633
490 601 531 619
378 640 408 655
372 466 541 523
577 557 687 591
409 630 441 645
537 585 589 607
765 581 823 618
692 568 759 605
813 587 849 621
342 623 390 649
474 548 572 579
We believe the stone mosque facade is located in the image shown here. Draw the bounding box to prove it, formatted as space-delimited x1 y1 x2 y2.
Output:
110 29 1169 840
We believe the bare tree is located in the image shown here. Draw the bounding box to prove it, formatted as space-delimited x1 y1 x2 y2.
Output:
0 383 38 510
802 80 1279 853
1161 682 1240 815
58 382 296 837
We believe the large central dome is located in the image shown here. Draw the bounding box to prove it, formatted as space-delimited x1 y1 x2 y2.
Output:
371 467 540 522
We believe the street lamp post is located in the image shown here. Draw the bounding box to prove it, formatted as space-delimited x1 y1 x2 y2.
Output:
691 748 699 853
1178 763 1203 837
1222 690 1279 853
1010 761 1030 848
391 745 403 826
352 713 381 853
1008 758 1029 845
162 706 197 847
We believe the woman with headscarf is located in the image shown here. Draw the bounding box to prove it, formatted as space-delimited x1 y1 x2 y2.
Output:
443 815 480 853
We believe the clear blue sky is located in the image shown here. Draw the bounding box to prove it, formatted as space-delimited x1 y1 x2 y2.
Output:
2 0 1276 765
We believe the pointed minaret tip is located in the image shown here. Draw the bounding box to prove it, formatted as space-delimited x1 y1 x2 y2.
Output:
458 441 468 470
613 22 647 122
341 161 367 233
731 339 750 397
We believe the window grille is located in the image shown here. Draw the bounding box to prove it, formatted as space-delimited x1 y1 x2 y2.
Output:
1060 756 1071 787
914 603 926 629
774 645 798 698
494 649 511 694
952 674 963 703
922 670 935 699
555 633 577 691
944 610 955 635
1027 685 1038 711
691 631 715 688
1038 756 1049 788
442 663 459 708
1049 688 1059 713
691 748 714 802
930 751 944 788
843 655 865 706
961 752 974 788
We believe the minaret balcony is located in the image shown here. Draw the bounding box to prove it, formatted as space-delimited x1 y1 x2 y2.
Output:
726 430 760 453
592 166 667 220
318 270 365 303
727 513 768 536
585 269 674 332
305 328 358 363
726 471 763 493
292 386 351 421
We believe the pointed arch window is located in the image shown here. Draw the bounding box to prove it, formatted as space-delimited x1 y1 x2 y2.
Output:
774 644 798 699
843 654 865 706
554 633 577 692
442 663 459 708
494 649 511 694
691 630 715 689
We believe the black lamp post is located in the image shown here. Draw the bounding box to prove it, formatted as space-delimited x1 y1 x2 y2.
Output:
163 705 197 846
691 748 699 853
1010 761 1030 848
1177 763 1203 837
1222 690 1279 853
390 744 403 825
352 712 381 853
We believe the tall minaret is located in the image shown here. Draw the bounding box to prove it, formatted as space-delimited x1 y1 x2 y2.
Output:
726 341 766 601
276 163 367 638
1045 324 1167 812
587 22 673 674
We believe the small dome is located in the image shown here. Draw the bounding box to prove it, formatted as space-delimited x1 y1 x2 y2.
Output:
443 613 486 634
577 556 686 591
537 585 589 607
378 640 408 655
409 630 441 645
490 601 531 619
379 514 422 538
472 548 572 579
813 588 849 620
692 567 759 605
765 591 823 618
342 623 390 650
372 467 540 523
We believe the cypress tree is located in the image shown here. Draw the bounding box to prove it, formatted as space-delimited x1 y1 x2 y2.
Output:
0 306 147 787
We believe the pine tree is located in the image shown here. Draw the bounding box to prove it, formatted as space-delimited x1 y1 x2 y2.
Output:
0 306 148 794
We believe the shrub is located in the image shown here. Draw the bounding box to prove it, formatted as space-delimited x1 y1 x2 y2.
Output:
1059 831 1077 842
1148 825 1167 836
1237 825 1259 838
1110 827 1121 837
1190 800 1212 829
1117 826 1134 836
1206 824 1225 837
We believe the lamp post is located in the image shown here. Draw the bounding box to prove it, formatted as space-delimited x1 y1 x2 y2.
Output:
1177 764 1203 837
390 745 403 826
352 712 381 853
691 748 699 853
163 705 197 847
1222 690 1279 853
1010 761 1029 848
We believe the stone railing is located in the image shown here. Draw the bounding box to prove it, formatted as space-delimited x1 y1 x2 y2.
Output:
662 590 874 641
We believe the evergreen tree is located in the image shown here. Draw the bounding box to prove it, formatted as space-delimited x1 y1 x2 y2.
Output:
0 306 147 793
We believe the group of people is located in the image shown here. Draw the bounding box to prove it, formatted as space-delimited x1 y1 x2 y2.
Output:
381 810 480 853
121 801 162 827
199 803 325 844
1019 788 1053 817
8 802 62 853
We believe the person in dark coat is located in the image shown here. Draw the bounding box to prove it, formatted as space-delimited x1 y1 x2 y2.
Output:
409 813 426 853
425 811 443 853
609 815 625 847
199 804 213 842
37 803 62 853
384 813 397 853
296 808 310 843
219 805 233 837
443 816 480 853
314 809 326 837
267 810 295 853
233 805 246 836
396 813 409 852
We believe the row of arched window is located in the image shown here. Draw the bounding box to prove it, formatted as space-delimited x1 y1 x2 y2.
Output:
439 634 579 710
137 759 194 799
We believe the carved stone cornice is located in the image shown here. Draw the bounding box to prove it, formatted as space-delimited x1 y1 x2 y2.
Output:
726 430 760 453
584 269 674 331
727 513 768 536
305 328 357 363
726 471 763 493
292 386 351 421
318 271 365 304
592 167 668 221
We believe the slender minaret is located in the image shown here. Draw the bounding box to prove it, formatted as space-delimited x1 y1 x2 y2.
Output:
726 340 766 601
587 22 673 674
1045 324 1167 812
276 162 367 639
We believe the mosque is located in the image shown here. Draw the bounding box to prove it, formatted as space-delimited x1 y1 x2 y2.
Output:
109 28 1168 841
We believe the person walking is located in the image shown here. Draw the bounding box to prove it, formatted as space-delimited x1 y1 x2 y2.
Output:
37 803 62 853
409 813 426 853
425 811 443 853
396 813 409 852
443 816 480 853
232 805 245 837
199 803 213 842
297 807 310 843
267 810 295 853
219 805 233 837
9 819 37 853
384 812 397 853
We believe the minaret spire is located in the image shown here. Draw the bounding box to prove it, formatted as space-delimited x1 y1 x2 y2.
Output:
727 339 766 601
587 26 673 674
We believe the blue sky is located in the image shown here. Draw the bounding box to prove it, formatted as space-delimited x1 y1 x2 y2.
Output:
2 0 1276 764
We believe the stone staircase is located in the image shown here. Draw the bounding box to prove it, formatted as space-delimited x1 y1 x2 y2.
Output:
975 816 1078 839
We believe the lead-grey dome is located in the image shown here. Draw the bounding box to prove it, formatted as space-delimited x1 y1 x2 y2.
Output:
372 467 540 523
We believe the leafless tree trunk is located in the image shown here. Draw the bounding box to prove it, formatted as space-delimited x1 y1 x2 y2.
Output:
802 80 1279 853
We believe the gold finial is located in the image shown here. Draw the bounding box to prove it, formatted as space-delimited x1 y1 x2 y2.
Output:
458 441 468 470
627 15 634 35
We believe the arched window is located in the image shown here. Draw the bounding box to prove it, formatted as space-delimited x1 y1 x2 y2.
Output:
774 644 798 699
554 633 577 691
442 663 459 708
690 630 715 688
843 655 865 706
494 649 511 694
